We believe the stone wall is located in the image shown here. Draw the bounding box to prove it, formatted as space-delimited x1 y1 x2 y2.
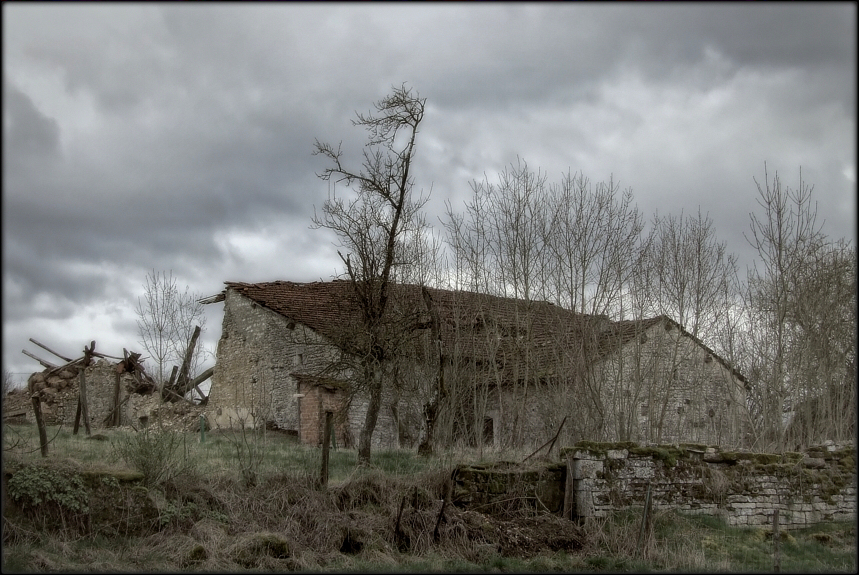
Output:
2 360 208 432
20 360 139 428
452 461 567 516
209 288 409 449
452 441 856 529
592 320 748 447
567 442 855 528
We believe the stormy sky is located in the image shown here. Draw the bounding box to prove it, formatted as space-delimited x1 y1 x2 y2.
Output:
3 3 856 388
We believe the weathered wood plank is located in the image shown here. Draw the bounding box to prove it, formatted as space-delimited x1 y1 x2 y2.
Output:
176 325 201 394
22 349 57 369
79 342 94 436
31 395 49 456
29 338 73 362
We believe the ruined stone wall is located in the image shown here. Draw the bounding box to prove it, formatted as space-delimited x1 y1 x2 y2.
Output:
22 360 139 428
452 461 567 515
452 442 856 529
343 384 403 451
568 442 856 528
209 289 409 449
593 322 747 448
208 289 338 430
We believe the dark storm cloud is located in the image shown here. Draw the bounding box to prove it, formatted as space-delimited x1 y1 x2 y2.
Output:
2 3 854 385
2 77 61 166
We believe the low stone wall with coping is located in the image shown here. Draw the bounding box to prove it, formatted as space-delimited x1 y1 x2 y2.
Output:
452 441 856 529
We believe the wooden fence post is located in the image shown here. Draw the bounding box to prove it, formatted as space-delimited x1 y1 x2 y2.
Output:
73 398 82 435
79 341 94 436
31 395 48 457
563 451 575 520
773 508 780 573
112 370 121 427
636 481 653 558
321 411 333 488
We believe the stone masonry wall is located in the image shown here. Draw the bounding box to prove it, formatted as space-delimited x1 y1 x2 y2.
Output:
452 441 856 530
593 321 747 447
2 360 207 432
21 359 139 428
209 289 406 449
567 441 856 528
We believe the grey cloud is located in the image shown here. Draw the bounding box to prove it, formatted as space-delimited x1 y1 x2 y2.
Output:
2 77 61 165
1 3 854 384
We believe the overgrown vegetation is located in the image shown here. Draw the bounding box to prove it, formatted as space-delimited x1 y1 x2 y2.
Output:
3 422 855 572
110 424 197 487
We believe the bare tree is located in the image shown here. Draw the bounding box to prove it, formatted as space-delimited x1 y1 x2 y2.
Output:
741 164 836 451
443 164 647 447
312 84 429 464
781 239 856 448
544 171 644 317
3 370 13 396
640 209 738 340
624 209 745 444
135 269 208 396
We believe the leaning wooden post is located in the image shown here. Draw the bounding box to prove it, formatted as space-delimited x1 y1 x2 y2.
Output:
636 481 653 558
31 394 49 457
175 325 201 395
773 508 780 573
112 368 121 427
79 341 94 436
73 398 82 435
563 450 575 520
321 411 333 488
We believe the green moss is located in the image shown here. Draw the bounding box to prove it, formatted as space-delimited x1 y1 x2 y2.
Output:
757 463 795 474
628 445 686 467
751 453 782 465
784 452 804 464
717 451 783 465
566 440 637 458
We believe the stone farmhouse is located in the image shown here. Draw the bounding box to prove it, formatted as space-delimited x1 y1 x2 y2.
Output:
202 280 749 450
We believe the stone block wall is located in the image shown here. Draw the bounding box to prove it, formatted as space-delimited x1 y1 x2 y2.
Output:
567 441 856 528
209 289 412 449
451 442 856 529
22 360 139 428
452 461 567 515
593 321 747 447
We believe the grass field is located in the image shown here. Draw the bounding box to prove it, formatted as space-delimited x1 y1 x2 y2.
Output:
3 422 856 572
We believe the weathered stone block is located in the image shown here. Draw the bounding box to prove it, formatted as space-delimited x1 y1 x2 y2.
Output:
803 457 826 469
572 458 604 480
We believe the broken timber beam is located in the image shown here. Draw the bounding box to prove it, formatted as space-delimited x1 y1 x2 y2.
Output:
91 350 124 361
29 338 73 363
189 366 214 402
45 357 85 377
22 349 57 370
175 325 201 394
161 385 194 405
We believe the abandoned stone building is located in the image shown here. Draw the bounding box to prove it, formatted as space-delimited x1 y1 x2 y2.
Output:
202 280 749 450
7 359 179 430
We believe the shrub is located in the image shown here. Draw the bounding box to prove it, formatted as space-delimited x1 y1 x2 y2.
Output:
110 426 196 487
6 464 89 533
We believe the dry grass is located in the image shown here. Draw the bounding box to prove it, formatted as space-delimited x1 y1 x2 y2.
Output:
3 422 855 572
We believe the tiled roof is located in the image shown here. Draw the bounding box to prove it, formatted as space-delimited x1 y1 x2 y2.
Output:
213 280 602 377
207 280 745 384
596 315 747 384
